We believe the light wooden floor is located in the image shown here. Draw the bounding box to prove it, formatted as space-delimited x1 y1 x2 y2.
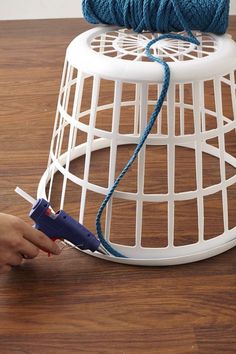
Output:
0 18 235 354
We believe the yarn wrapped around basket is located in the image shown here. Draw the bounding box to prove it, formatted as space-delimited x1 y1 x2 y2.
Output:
81 0 231 258
82 0 230 34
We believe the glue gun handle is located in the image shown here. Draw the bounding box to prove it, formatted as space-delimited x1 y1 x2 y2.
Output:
29 198 100 252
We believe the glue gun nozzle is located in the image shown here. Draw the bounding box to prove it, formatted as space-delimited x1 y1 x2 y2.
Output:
97 244 110 256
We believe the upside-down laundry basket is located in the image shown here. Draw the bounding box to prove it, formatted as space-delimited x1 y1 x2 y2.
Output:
38 27 236 265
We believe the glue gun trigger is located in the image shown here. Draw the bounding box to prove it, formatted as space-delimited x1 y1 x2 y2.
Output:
41 237 64 257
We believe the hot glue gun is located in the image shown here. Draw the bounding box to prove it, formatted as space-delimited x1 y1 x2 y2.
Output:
15 187 108 256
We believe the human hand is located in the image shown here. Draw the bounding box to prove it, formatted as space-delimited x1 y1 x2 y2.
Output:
0 213 61 274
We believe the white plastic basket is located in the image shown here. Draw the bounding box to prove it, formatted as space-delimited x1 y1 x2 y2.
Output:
38 27 236 265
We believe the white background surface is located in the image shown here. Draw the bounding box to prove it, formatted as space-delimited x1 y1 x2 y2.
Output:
0 0 235 20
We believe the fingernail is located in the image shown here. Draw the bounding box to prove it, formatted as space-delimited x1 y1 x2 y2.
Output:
52 242 61 255
55 239 65 250
54 245 62 255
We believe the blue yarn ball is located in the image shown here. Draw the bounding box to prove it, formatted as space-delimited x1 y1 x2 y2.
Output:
82 0 230 34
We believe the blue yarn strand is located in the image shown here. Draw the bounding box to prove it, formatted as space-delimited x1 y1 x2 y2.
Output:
96 41 170 258
82 0 230 257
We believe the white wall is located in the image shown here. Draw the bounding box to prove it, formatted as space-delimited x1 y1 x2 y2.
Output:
0 0 235 20
231 1 236 15
0 0 83 20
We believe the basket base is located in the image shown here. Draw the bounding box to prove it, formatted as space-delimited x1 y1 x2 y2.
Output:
38 139 236 265
75 238 236 266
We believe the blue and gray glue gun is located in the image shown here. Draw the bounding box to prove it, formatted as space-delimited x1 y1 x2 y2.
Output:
15 187 108 256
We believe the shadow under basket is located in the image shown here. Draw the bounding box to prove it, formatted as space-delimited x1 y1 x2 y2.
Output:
38 27 236 265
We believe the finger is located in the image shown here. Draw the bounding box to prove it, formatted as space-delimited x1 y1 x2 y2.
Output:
7 254 23 267
18 239 39 259
20 222 61 255
0 265 12 274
